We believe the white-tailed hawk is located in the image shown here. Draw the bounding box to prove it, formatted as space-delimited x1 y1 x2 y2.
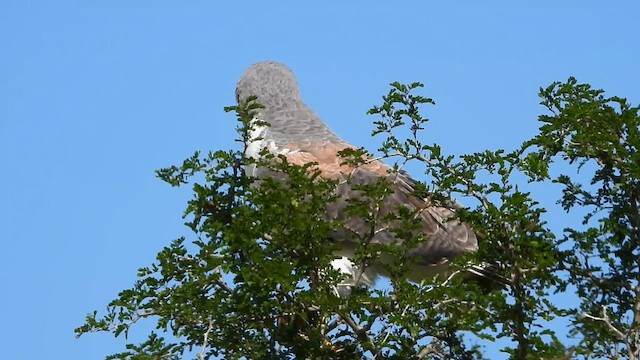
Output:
236 61 486 295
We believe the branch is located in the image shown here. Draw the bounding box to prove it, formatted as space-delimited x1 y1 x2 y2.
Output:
416 343 442 359
196 319 214 360
581 305 626 340
341 313 380 359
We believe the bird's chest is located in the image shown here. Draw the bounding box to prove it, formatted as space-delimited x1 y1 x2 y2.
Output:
244 121 301 177
245 123 270 159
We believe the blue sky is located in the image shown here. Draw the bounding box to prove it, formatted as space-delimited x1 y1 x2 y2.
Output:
2 2 639 359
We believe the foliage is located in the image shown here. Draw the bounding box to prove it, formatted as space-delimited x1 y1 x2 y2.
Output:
76 78 639 359
524 77 640 358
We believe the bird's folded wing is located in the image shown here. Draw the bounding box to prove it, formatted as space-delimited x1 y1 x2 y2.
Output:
277 140 478 266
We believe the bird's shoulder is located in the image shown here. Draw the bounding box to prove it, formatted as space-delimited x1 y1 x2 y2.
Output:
271 139 390 179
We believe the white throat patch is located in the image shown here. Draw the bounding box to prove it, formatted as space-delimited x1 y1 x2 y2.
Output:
244 119 271 177
244 118 300 177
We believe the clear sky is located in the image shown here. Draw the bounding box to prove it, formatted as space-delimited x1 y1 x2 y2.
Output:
1 1 638 359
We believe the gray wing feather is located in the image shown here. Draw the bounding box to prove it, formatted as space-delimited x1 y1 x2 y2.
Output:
328 168 478 266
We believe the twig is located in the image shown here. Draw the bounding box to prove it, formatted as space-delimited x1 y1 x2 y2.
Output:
423 269 462 293
92 310 156 334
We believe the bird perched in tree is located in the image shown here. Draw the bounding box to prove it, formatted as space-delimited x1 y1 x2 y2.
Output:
236 61 486 295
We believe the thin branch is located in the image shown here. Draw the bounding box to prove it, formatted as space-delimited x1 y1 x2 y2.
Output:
341 313 380 359
197 319 214 360
423 269 462 293
581 305 626 340
416 343 442 360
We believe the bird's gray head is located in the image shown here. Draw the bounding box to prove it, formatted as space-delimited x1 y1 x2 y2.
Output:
234 61 340 141
236 61 302 106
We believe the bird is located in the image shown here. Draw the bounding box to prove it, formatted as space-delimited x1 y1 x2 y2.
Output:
235 61 484 295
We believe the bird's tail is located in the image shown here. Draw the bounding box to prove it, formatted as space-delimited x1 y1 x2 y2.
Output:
464 263 507 291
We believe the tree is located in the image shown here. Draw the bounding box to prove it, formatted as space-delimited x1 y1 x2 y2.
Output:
76 78 639 359
525 78 640 359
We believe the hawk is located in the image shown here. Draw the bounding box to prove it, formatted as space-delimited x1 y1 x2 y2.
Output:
236 61 484 295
